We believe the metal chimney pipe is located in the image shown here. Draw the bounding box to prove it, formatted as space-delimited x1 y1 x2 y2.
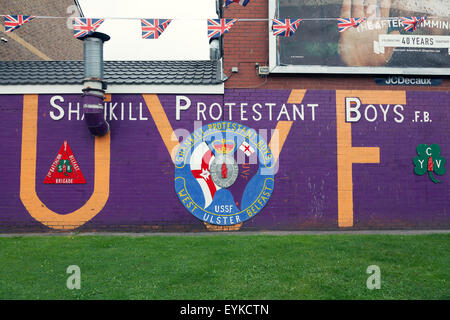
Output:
79 32 110 136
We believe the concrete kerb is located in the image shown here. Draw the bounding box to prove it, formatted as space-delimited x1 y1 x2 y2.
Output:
0 230 449 237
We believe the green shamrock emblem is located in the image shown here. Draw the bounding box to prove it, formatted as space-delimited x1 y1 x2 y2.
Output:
413 144 446 183
57 159 72 177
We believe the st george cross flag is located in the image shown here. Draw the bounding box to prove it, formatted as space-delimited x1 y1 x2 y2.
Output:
239 141 255 157
207 19 237 39
400 17 426 32
224 0 250 7
337 17 366 32
4 15 35 33
141 19 172 39
272 19 303 37
73 18 104 38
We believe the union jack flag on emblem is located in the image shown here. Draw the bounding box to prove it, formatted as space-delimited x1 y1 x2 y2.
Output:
272 19 303 37
337 17 366 32
400 17 426 32
72 18 104 38
141 19 172 39
4 15 35 33
207 19 237 39
190 142 221 208
224 0 250 7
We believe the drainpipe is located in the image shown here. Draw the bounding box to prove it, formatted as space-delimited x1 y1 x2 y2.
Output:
80 32 110 136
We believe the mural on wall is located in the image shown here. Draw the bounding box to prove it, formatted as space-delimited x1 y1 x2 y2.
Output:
0 89 448 231
43 140 86 184
174 122 275 226
413 144 446 184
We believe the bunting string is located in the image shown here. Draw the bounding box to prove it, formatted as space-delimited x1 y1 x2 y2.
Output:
0 14 444 39
2 14 446 21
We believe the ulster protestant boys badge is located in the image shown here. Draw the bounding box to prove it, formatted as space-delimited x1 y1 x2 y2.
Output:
174 122 275 226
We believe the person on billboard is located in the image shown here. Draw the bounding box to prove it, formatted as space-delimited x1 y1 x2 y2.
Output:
337 0 449 67
338 0 399 66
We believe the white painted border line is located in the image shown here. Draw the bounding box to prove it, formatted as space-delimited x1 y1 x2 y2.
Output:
0 84 225 95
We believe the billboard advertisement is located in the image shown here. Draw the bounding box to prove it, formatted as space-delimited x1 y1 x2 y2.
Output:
269 0 450 74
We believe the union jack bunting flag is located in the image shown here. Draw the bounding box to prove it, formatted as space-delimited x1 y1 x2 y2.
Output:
400 17 426 32
141 19 172 39
337 17 366 32
224 0 250 7
207 19 237 39
272 19 303 37
73 18 104 38
4 15 35 33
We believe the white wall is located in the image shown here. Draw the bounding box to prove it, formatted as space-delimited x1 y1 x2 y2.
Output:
78 0 218 61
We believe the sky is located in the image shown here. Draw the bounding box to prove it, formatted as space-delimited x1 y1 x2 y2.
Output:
77 0 218 61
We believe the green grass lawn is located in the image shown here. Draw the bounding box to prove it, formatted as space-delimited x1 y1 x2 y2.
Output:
0 234 448 300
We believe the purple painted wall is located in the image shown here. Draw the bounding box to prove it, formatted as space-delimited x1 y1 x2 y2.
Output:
0 89 448 232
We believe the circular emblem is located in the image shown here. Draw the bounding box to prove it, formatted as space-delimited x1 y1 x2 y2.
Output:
174 121 275 226
210 154 239 188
